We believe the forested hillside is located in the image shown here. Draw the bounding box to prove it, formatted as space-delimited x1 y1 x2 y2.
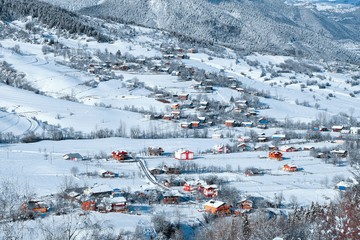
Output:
43 0 360 63
0 0 110 41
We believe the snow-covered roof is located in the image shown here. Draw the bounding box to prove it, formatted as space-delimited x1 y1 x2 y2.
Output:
110 196 126 203
204 199 225 208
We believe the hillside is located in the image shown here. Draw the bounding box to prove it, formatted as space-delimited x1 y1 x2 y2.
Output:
40 0 360 63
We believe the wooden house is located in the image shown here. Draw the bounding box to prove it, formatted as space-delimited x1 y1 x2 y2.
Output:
191 121 200 128
63 153 83 161
204 200 231 215
280 146 297 152
272 134 286 141
283 164 298 172
178 94 189 100
163 165 181 174
332 125 344 132
163 191 182 204
149 168 164 175
183 180 206 192
225 120 236 127
330 149 348 158
268 151 283 161
241 122 254 128
110 197 127 212
171 103 181 110
175 149 194 160
238 199 253 212
171 110 181 119
163 115 172 120
188 48 198 53
84 184 113 198
81 200 96 211
203 185 218 198
112 150 129 161
21 200 48 214
147 147 164 156
100 171 116 178
239 143 252 151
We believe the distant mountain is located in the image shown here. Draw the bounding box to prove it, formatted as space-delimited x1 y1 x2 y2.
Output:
40 0 360 63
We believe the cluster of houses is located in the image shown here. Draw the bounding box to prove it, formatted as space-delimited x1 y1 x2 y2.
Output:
78 185 128 213
183 180 218 198
204 198 254 216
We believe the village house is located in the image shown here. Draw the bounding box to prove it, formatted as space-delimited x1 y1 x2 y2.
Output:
241 122 254 128
163 165 181 174
163 115 172 121
268 151 283 161
21 200 49 214
147 147 164 156
112 150 129 161
272 134 286 141
280 146 297 152
149 168 164 175
188 48 198 53
178 93 189 101
225 120 236 127
191 121 200 128
84 184 113 198
81 199 96 211
204 199 231 215
110 197 127 212
330 149 348 158
239 143 252 151
213 144 230 154
100 170 116 178
180 122 192 129
63 153 83 161
163 191 182 204
283 164 298 172
171 110 181 119
183 180 206 192
350 127 360 135
203 185 218 198
238 199 253 212
171 103 181 110
175 149 194 160
332 125 344 132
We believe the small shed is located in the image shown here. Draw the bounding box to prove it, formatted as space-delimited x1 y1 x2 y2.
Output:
63 153 83 161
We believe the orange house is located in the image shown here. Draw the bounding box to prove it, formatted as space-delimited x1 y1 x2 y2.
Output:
21 200 48 213
112 150 128 161
268 151 283 161
81 200 96 211
283 164 298 172
204 200 231 215
225 120 236 127
239 199 253 212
